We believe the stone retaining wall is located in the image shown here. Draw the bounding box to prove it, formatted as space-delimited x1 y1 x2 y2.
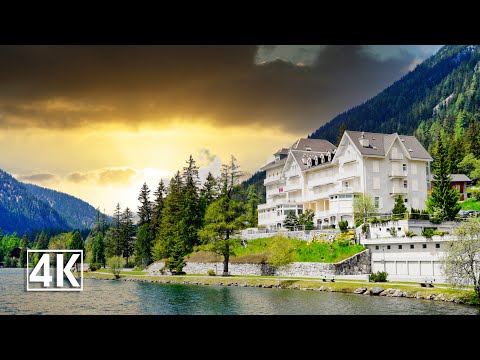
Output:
241 229 340 241
146 249 371 277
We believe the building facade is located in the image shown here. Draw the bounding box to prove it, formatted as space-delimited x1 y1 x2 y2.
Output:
258 131 433 230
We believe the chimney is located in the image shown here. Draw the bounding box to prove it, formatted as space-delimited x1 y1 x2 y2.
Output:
359 131 369 147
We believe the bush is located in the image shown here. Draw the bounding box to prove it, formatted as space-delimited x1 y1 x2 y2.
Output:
361 223 368 234
338 220 348 231
89 263 100 271
369 271 388 282
124 260 135 268
422 228 436 238
354 218 363 228
387 227 397 236
404 230 416 238
207 269 216 276
107 256 123 278
430 217 442 224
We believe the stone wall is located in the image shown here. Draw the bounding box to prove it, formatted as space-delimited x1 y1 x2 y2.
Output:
146 249 371 277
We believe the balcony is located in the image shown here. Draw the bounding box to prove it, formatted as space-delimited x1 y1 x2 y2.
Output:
388 170 407 178
389 187 408 196
264 174 286 185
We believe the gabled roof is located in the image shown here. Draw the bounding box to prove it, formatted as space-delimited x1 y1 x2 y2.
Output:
290 150 328 171
291 138 336 153
274 148 289 156
260 158 287 171
450 174 472 182
344 130 432 161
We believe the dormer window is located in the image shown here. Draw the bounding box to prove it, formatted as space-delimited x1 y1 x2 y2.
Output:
314 156 318 166
327 151 331 162
305 146 312 151
301 155 307 165
320 154 325 163
307 157 312 167
275 155 280 161
359 131 369 147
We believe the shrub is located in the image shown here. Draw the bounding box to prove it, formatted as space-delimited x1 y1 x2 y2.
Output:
387 227 397 236
124 260 135 268
404 230 416 238
369 271 388 282
354 218 363 228
89 263 99 271
207 269 216 276
338 220 349 231
107 256 123 278
430 217 442 224
361 223 368 234
422 228 436 239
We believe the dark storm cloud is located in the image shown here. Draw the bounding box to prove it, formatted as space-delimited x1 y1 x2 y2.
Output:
0 45 438 134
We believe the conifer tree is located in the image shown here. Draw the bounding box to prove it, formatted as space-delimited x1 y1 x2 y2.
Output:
427 133 461 221
200 172 218 206
137 182 152 226
466 118 480 158
150 179 166 236
92 232 106 267
244 185 259 227
111 203 122 256
392 195 407 217
35 231 49 249
19 233 28 267
181 155 201 252
120 207 135 265
283 211 299 230
336 121 347 146
448 136 466 174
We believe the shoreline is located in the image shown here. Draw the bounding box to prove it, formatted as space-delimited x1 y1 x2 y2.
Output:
84 272 478 306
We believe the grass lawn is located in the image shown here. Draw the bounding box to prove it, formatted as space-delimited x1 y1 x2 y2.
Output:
187 236 365 264
93 269 146 275
461 198 480 211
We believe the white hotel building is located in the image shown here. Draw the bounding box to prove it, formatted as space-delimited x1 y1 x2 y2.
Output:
258 131 433 230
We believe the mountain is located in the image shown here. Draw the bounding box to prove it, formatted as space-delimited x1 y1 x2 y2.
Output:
243 45 480 191
0 168 98 234
309 45 480 154
23 183 98 230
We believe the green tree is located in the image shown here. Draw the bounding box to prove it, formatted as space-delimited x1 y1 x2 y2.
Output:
427 133 461 221
299 209 315 230
69 231 85 272
336 121 347 146
111 203 123 256
198 156 243 276
267 235 296 285
134 224 151 268
137 182 152 227
200 172 218 207
120 207 135 265
448 136 466 174
155 171 185 273
283 211 299 230
92 232 106 267
466 119 480 158
35 231 49 249
181 155 202 252
392 195 407 217
442 218 480 297
107 255 123 279
19 233 28 267
150 179 166 237
353 194 377 222
458 153 480 184
244 185 259 228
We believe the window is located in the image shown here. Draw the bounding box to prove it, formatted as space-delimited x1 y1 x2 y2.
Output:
344 181 349 188
373 177 380 190
404 198 408 203
277 211 281 216
403 180 408 189
422 244 427 249
375 246 379 250
297 209 303 215
398 245 402 249
436 244 440 249
398 227 401 231
455 184 461 191
374 197 380 209
402 163 407 172
410 244 414 249
387 245 391 250
373 160 379 173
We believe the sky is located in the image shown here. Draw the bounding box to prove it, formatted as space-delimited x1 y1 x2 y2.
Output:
0 45 442 214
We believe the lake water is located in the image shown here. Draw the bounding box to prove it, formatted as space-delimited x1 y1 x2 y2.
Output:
1 269 478 315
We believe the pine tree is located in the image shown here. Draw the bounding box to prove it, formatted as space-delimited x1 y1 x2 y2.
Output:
427 133 462 221
19 233 28 267
35 231 49 249
200 172 218 206
120 207 135 265
92 232 106 267
198 156 243 276
111 203 122 256
244 185 259 227
135 224 152 267
448 136 466 174
69 231 85 271
336 121 347 146
466 118 480 158
137 182 152 226
392 195 407 217
150 179 166 237
155 171 185 273
283 211 299 230
181 155 201 252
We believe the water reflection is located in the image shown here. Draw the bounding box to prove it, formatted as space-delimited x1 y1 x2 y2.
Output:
1 269 478 315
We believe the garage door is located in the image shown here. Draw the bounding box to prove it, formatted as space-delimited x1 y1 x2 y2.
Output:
420 261 433 276
408 261 420 276
385 261 396 275
396 261 408 275
372 261 385 273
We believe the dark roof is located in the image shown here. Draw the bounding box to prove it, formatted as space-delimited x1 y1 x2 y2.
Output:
291 138 336 153
274 148 289 156
450 174 472 182
291 150 335 171
260 157 287 171
344 130 432 160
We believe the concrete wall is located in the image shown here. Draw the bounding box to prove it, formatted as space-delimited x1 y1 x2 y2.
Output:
241 229 340 241
146 249 371 277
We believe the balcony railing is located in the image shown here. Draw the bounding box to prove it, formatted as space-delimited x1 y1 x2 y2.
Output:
264 175 286 185
388 170 407 178
389 188 408 196
389 154 404 161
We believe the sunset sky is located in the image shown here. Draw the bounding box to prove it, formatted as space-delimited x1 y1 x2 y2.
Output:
0 45 442 214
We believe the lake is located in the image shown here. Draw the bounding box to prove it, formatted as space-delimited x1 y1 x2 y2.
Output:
1 269 478 315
